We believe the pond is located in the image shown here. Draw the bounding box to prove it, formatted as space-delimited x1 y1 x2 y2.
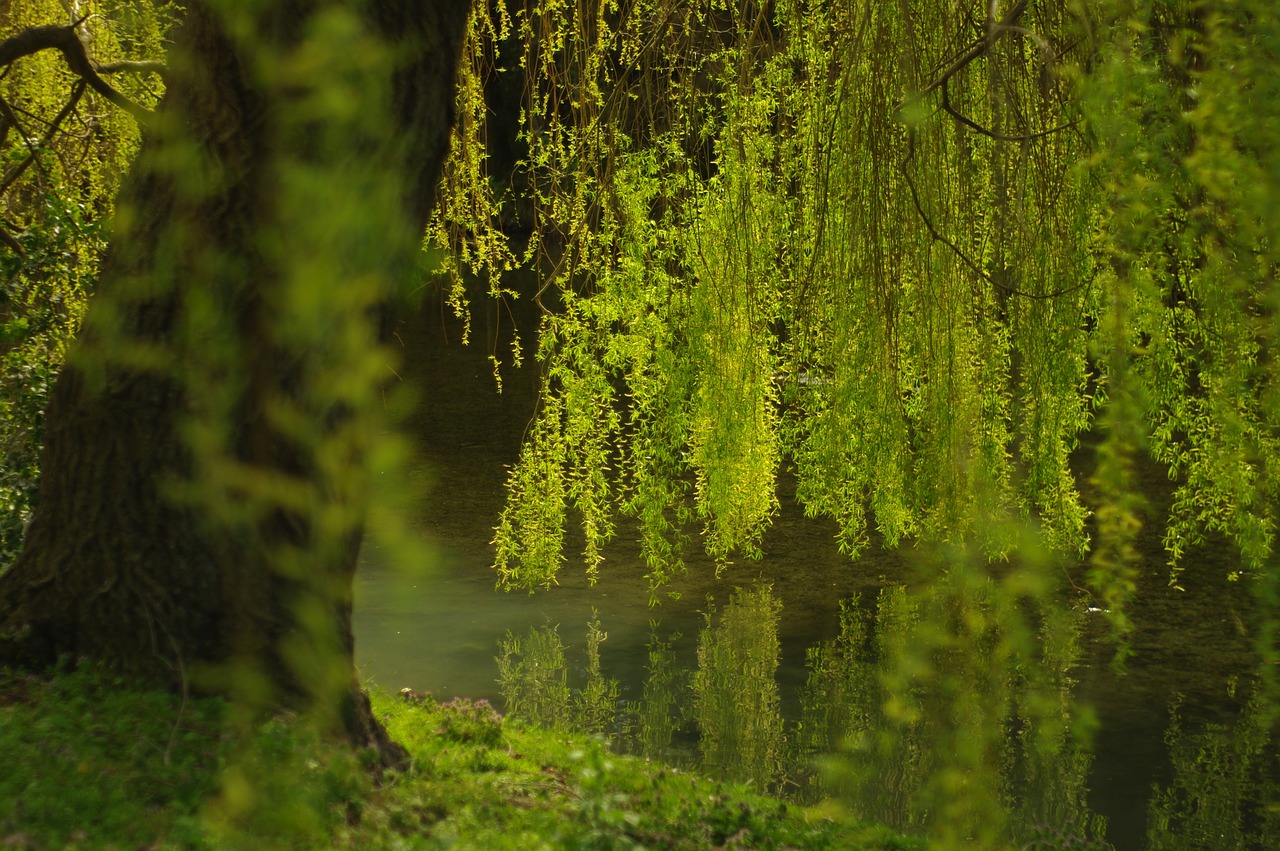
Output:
353 288 1276 851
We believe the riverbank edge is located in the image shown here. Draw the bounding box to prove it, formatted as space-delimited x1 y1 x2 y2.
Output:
0 665 918 849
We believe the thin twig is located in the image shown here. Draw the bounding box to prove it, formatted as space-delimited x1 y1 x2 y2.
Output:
0 97 56 189
941 79 1079 142
899 132 1087 301
0 81 87 199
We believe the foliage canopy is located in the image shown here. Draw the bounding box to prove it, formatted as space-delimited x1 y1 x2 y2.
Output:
431 1 1279 661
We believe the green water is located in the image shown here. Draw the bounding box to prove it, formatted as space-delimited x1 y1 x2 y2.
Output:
353 291 1276 850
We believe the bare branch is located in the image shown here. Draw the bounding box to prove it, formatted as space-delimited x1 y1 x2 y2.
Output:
0 221 23 256
0 25 75 68
97 59 165 75
0 25 151 122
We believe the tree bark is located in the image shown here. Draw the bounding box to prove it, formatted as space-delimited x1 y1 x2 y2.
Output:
0 0 471 765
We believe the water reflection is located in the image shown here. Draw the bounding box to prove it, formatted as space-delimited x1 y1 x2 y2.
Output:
1145 687 1279 850
494 622 571 731
372 550 1274 850
354 287 1275 850
494 613 627 741
809 565 1107 850
691 585 786 790
576 613 621 737
495 575 1116 850
483 587 1279 851
629 624 684 761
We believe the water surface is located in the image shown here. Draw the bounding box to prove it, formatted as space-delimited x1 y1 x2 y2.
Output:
354 288 1273 850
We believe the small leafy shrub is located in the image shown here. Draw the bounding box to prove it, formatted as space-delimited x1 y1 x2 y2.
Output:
435 696 504 746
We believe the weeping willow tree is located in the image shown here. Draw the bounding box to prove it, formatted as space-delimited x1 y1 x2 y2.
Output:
445 8 1278 840
440 2 1278 667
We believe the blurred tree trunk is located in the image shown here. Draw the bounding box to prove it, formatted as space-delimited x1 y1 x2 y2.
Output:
0 0 471 765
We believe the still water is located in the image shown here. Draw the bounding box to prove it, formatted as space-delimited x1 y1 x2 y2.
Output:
353 289 1276 850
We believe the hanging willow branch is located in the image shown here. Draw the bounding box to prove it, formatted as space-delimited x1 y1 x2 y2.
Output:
912 0 1031 102
939 79 1079 142
899 127 1087 302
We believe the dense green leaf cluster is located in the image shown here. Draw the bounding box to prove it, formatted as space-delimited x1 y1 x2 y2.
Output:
451 1 1098 593
439 2 1278 654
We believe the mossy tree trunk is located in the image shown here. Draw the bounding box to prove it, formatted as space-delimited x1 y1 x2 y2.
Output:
0 0 471 764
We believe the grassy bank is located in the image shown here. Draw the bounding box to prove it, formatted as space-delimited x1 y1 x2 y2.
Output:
0 666 916 849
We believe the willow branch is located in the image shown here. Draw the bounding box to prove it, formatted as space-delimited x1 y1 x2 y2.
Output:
900 132 1087 302
0 25 151 122
912 0 1030 101
941 80 1079 142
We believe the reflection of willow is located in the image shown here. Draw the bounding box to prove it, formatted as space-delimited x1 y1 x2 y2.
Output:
493 574 1111 848
631 625 684 761
801 559 1107 850
496 624 572 731
691 584 787 790
496 612 621 739
1146 687 1279 850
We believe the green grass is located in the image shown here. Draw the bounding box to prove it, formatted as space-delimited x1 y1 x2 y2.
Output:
0 666 919 849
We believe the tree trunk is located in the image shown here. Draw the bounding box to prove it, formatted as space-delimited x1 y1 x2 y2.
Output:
0 0 471 764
